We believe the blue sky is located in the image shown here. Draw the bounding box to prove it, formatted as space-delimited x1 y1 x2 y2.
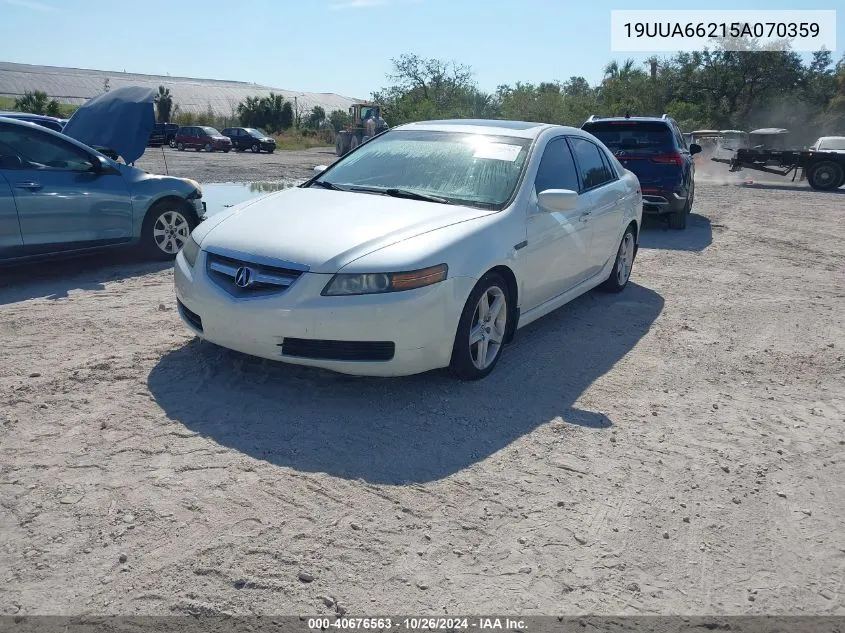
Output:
0 0 841 99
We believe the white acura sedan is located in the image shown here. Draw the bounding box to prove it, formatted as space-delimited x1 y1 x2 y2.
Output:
174 119 643 380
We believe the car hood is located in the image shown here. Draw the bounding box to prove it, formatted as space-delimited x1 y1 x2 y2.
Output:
115 162 198 193
63 86 156 164
198 187 493 273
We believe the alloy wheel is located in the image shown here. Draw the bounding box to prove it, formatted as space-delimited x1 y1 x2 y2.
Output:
616 232 635 286
153 210 190 254
469 286 507 370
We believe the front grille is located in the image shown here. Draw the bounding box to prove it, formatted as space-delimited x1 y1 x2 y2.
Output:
279 338 395 362
177 300 203 332
205 248 306 298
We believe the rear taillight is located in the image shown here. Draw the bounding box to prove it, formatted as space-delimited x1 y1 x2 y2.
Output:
651 153 684 166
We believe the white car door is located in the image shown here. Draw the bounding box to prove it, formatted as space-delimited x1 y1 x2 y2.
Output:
521 137 594 310
568 136 624 277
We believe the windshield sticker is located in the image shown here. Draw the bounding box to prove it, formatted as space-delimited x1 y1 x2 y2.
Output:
473 142 523 162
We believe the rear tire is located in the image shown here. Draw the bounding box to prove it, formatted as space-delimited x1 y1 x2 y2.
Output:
176 142 184 151
449 273 510 381
348 135 360 152
335 134 347 156
669 198 688 230
141 201 198 261
807 161 844 191
598 225 636 293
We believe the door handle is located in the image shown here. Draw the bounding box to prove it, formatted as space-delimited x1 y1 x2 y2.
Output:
15 181 42 191
579 211 592 222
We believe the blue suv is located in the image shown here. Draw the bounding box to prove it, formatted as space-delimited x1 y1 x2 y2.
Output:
582 114 701 229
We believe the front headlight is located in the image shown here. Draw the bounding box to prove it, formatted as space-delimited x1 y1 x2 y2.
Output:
181 234 200 267
321 264 448 296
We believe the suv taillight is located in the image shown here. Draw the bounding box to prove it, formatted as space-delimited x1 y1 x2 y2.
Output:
651 153 684 166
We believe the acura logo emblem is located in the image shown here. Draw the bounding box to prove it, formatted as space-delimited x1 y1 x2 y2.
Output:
234 266 253 288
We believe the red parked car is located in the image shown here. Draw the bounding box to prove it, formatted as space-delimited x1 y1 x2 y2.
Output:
174 126 232 152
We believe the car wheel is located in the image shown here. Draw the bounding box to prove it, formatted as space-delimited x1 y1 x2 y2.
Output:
176 142 184 151
335 134 346 156
348 135 360 152
449 273 510 381
251 143 259 153
141 201 198 261
204 143 212 152
668 199 688 230
807 161 844 191
598 225 636 293
169 138 176 148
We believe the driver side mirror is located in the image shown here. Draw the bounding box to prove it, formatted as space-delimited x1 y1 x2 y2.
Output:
88 154 104 173
689 143 702 155
537 189 578 212
313 165 327 175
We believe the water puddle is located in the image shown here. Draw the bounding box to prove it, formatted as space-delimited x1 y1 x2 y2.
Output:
201 181 299 216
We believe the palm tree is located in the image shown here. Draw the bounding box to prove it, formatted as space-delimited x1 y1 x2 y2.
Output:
154 85 174 122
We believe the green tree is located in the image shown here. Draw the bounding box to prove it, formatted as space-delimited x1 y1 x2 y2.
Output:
305 105 326 129
280 101 294 130
14 90 62 116
328 109 351 132
154 85 174 122
372 54 498 125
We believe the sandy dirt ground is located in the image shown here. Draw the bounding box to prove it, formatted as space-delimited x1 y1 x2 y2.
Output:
1 154 844 617
134 146 337 183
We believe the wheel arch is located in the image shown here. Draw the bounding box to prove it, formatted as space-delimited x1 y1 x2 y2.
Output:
141 195 198 232
480 264 519 344
627 218 640 255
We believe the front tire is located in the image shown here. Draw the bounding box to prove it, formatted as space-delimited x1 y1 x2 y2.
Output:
141 201 197 261
251 143 260 153
449 273 510 381
176 142 184 151
599 225 636 293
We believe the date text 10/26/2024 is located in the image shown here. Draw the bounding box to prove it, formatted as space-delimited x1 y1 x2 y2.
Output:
307 618 527 631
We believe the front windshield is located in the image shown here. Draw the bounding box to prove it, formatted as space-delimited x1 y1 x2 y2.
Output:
312 130 531 209
818 138 845 150
245 128 267 138
202 127 221 136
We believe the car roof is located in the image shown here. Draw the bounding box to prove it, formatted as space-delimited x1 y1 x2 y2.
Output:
0 116 107 154
817 135 845 141
393 119 572 139
584 116 673 124
0 111 63 122
749 128 788 134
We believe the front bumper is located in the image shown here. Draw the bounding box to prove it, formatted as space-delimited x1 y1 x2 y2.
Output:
190 198 206 220
173 250 473 377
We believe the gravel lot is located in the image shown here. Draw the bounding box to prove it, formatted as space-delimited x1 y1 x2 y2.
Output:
1 152 844 616
134 146 338 183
